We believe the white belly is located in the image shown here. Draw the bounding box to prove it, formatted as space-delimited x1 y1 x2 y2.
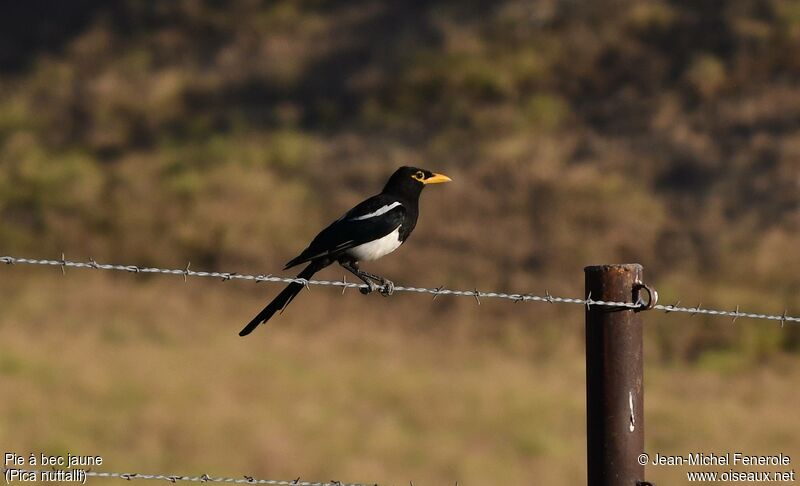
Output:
346 227 402 261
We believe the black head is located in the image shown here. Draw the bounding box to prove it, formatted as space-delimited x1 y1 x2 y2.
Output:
382 166 451 198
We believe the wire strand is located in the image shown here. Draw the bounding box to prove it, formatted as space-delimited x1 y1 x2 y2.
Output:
4 469 375 485
1 254 797 325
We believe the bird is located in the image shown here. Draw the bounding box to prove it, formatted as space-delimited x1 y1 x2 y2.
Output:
238 166 451 336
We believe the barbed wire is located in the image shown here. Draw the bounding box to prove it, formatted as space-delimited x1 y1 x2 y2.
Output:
4 468 376 485
0 255 639 308
1 254 798 325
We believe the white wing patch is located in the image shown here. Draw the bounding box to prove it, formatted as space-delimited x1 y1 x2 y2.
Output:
351 201 403 221
346 226 402 261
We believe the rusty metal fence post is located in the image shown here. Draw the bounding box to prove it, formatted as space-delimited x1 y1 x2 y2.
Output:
585 264 646 486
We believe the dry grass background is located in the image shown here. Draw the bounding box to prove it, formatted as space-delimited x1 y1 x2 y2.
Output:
1 1 800 484
2 269 800 485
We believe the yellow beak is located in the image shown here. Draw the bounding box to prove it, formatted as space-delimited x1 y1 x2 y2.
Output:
423 172 452 184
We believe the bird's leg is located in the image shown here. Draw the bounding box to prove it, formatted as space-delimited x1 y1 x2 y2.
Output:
339 261 379 295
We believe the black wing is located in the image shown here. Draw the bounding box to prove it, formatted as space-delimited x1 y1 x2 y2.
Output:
284 194 406 269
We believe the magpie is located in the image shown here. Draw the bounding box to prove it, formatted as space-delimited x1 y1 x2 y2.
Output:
239 166 451 336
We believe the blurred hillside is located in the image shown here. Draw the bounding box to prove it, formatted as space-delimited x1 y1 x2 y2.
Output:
1 0 799 352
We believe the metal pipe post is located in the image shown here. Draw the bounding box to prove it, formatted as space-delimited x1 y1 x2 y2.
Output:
585 264 645 486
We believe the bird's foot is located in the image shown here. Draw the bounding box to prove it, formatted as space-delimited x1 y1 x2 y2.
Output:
379 279 394 296
359 280 377 295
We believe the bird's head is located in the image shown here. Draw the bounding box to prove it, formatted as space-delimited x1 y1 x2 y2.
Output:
383 166 451 197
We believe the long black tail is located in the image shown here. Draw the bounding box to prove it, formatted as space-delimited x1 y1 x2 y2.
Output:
238 262 320 336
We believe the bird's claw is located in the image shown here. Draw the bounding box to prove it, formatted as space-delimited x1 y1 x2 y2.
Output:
357 278 393 296
359 281 377 295
379 280 394 296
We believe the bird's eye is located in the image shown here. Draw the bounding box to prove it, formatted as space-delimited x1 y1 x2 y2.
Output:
413 171 425 181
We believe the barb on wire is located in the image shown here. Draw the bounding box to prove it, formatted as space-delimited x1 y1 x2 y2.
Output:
663 300 681 313
732 305 741 324
6 469 376 486
1 254 798 325
472 288 481 305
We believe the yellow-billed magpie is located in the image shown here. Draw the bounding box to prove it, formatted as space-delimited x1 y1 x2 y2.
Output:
239 166 451 336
